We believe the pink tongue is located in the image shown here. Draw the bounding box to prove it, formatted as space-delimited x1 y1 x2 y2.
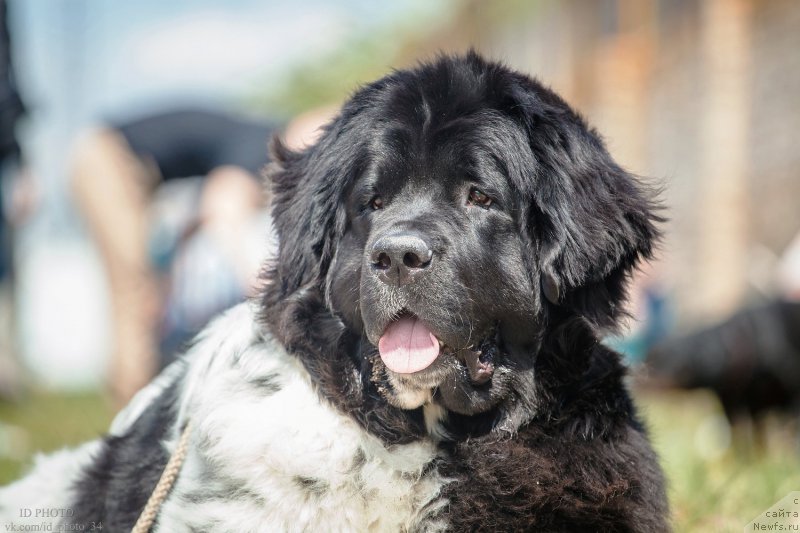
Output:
378 317 440 374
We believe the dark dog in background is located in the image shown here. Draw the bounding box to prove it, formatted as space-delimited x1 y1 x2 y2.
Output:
1 53 668 532
647 299 800 427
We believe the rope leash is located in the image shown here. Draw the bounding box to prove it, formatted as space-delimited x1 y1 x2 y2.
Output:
131 421 193 533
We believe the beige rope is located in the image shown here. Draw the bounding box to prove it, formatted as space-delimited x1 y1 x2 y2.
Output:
131 421 193 533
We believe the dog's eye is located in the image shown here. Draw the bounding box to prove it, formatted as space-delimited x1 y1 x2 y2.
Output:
467 187 492 207
370 196 384 210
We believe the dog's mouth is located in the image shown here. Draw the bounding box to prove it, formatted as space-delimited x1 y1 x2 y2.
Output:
377 312 496 385
377 314 440 374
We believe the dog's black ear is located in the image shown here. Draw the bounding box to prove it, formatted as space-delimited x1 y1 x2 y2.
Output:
510 79 662 331
263 110 365 301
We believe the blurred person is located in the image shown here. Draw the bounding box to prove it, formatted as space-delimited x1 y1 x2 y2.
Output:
0 0 27 399
778 229 800 301
71 107 334 405
606 262 672 364
0 0 24 278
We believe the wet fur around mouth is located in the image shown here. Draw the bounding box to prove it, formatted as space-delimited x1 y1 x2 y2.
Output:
259 52 669 530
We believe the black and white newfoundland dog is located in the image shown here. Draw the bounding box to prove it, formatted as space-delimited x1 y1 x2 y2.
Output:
1 53 668 532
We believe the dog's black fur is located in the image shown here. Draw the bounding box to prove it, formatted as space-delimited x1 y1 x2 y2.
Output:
70 377 181 530
261 52 668 531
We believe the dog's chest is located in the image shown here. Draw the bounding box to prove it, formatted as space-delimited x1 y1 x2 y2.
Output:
154 316 448 532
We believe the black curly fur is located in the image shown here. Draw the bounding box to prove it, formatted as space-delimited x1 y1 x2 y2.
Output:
260 52 669 531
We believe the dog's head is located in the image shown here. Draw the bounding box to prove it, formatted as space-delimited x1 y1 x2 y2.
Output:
263 53 659 420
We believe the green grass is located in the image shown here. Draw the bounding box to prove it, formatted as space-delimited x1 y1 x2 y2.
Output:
1 388 797 531
639 388 800 532
0 391 113 484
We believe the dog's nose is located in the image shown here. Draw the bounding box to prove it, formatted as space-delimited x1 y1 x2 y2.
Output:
370 233 433 286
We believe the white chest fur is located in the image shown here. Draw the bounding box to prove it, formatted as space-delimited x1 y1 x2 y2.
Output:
154 304 449 533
